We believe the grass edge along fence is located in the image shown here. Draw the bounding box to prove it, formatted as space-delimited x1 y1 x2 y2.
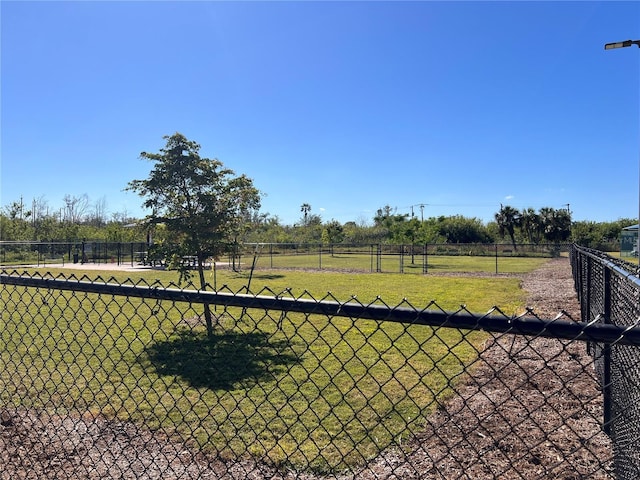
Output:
2 252 640 478
571 244 640 480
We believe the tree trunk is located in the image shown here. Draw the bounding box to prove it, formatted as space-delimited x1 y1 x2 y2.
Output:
196 250 214 337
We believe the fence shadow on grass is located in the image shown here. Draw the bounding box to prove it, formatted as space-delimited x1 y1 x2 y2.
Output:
144 329 299 391
245 273 286 280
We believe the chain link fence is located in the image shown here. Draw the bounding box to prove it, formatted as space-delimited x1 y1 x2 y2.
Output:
0 248 638 478
0 241 149 268
571 245 640 479
1 241 571 275
241 243 569 275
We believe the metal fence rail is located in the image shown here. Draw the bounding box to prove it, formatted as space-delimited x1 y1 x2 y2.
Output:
0 260 636 479
571 245 640 480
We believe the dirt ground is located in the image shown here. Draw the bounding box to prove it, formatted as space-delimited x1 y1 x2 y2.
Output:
0 257 613 479
352 257 613 480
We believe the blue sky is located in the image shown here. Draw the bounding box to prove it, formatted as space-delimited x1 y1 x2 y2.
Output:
2 1 639 226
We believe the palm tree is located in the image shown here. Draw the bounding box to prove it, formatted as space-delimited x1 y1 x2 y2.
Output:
539 207 571 243
520 207 542 244
300 203 311 226
495 204 521 251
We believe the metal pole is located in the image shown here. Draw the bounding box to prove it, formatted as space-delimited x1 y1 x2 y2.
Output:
604 39 640 271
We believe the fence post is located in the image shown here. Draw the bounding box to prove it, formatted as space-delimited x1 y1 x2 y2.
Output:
495 244 498 275
370 244 373 273
319 243 322 270
603 266 613 435
423 243 428 274
584 256 591 324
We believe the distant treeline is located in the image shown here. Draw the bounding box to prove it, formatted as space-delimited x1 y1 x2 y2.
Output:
1 197 632 251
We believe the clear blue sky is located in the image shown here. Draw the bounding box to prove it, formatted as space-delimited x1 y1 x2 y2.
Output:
2 1 639 226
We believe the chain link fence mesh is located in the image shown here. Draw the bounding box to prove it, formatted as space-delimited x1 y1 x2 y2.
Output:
0 246 637 479
572 245 640 480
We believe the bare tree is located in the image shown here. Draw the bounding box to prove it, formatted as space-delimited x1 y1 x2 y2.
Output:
30 196 49 224
89 196 109 226
111 208 132 224
62 194 90 223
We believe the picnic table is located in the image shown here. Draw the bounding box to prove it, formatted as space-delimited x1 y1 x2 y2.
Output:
181 256 198 268
135 252 166 267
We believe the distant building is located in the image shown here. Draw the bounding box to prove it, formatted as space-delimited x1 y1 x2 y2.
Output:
621 224 638 257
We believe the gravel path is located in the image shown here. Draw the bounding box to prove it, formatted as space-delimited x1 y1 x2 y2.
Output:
0 257 613 479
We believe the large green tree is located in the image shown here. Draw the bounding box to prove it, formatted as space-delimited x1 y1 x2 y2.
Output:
539 207 572 243
323 220 345 245
126 133 261 336
437 215 492 244
373 205 409 243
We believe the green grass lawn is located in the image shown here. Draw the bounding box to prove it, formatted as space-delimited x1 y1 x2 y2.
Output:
253 251 548 275
1 260 542 472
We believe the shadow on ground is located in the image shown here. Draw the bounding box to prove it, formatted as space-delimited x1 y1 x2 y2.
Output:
145 329 299 391
229 272 286 281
